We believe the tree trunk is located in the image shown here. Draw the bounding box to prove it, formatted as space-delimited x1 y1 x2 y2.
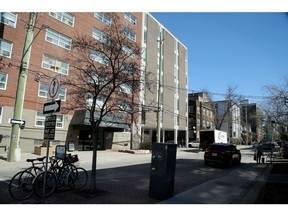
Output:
90 123 98 194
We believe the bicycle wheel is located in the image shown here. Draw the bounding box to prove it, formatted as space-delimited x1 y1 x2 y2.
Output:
68 167 88 190
9 171 35 201
33 171 57 198
56 164 75 191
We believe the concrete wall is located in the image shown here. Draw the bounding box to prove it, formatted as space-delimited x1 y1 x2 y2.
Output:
111 132 131 151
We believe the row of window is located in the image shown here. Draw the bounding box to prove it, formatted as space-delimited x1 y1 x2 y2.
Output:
0 106 64 128
86 94 133 112
95 12 137 26
0 12 137 59
193 106 213 117
1 71 66 100
0 15 138 76
2 70 132 113
0 12 137 29
1 70 131 115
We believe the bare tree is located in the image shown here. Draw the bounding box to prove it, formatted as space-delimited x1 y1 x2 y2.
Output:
214 85 243 130
62 13 152 193
263 76 288 141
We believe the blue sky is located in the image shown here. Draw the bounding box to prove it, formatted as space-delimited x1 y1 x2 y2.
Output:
3 1 288 104
151 12 288 103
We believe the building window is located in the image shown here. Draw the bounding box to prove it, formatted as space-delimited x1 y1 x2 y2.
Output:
124 27 136 42
42 54 69 75
86 94 106 108
0 106 3 124
0 39 13 58
90 50 108 65
120 83 132 94
119 101 133 112
121 63 135 74
189 106 194 114
38 82 66 101
49 12 74 27
35 112 64 128
124 12 137 25
94 12 111 26
0 12 17 28
92 27 109 44
45 29 72 50
143 29 147 44
35 112 46 127
0 72 8 90
56 115 64 128
87 70 108 87
142 47 146 62
122 45 135 58
96 96 105 109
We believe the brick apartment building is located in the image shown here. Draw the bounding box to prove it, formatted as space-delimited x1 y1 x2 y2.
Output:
0 12 188 154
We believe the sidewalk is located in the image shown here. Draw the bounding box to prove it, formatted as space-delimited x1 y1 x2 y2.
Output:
161 163 271 204
0 147 275 204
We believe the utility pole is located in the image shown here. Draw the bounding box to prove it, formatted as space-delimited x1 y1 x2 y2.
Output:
156 34 163 143
8 12 36 162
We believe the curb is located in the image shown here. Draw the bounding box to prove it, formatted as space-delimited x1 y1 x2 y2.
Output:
118 149 151 154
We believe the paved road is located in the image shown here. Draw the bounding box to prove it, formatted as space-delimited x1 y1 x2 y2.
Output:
0 145 269 204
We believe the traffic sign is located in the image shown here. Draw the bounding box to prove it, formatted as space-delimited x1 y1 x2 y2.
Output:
48 75 61 100
44 115 57 140
43 100 61 114
10 119 26 126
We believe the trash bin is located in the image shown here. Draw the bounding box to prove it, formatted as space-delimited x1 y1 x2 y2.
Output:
149 142 177 200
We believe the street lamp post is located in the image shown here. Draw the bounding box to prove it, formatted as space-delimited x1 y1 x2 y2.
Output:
8 13 36 162
156 34 163 143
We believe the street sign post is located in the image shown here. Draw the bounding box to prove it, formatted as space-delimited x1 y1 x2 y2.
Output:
43 100 61 114
44 115 57 140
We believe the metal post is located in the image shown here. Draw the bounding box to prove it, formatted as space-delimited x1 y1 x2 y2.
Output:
41 140 50 203
8 13 36 162
156 34 163 143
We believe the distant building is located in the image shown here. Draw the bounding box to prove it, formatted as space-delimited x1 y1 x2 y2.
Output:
188 92 215 142
210 100 242 144
240 100 263 143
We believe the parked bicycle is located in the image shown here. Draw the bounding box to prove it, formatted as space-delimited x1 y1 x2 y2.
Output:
8 156 46 201
32 153 88 198
9 152 88 201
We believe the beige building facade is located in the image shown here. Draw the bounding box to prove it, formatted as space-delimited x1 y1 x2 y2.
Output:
141 14 188 147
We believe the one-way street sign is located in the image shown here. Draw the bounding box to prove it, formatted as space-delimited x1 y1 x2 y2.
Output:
10 119 26 126
43 100 61 114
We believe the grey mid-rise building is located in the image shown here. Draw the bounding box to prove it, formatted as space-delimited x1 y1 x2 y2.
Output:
141 14 188 147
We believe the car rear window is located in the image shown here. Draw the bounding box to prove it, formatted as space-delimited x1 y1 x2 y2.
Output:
208 145 225 151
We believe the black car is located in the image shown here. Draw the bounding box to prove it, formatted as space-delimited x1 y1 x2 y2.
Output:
204 143 241 167
280 143 288 159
